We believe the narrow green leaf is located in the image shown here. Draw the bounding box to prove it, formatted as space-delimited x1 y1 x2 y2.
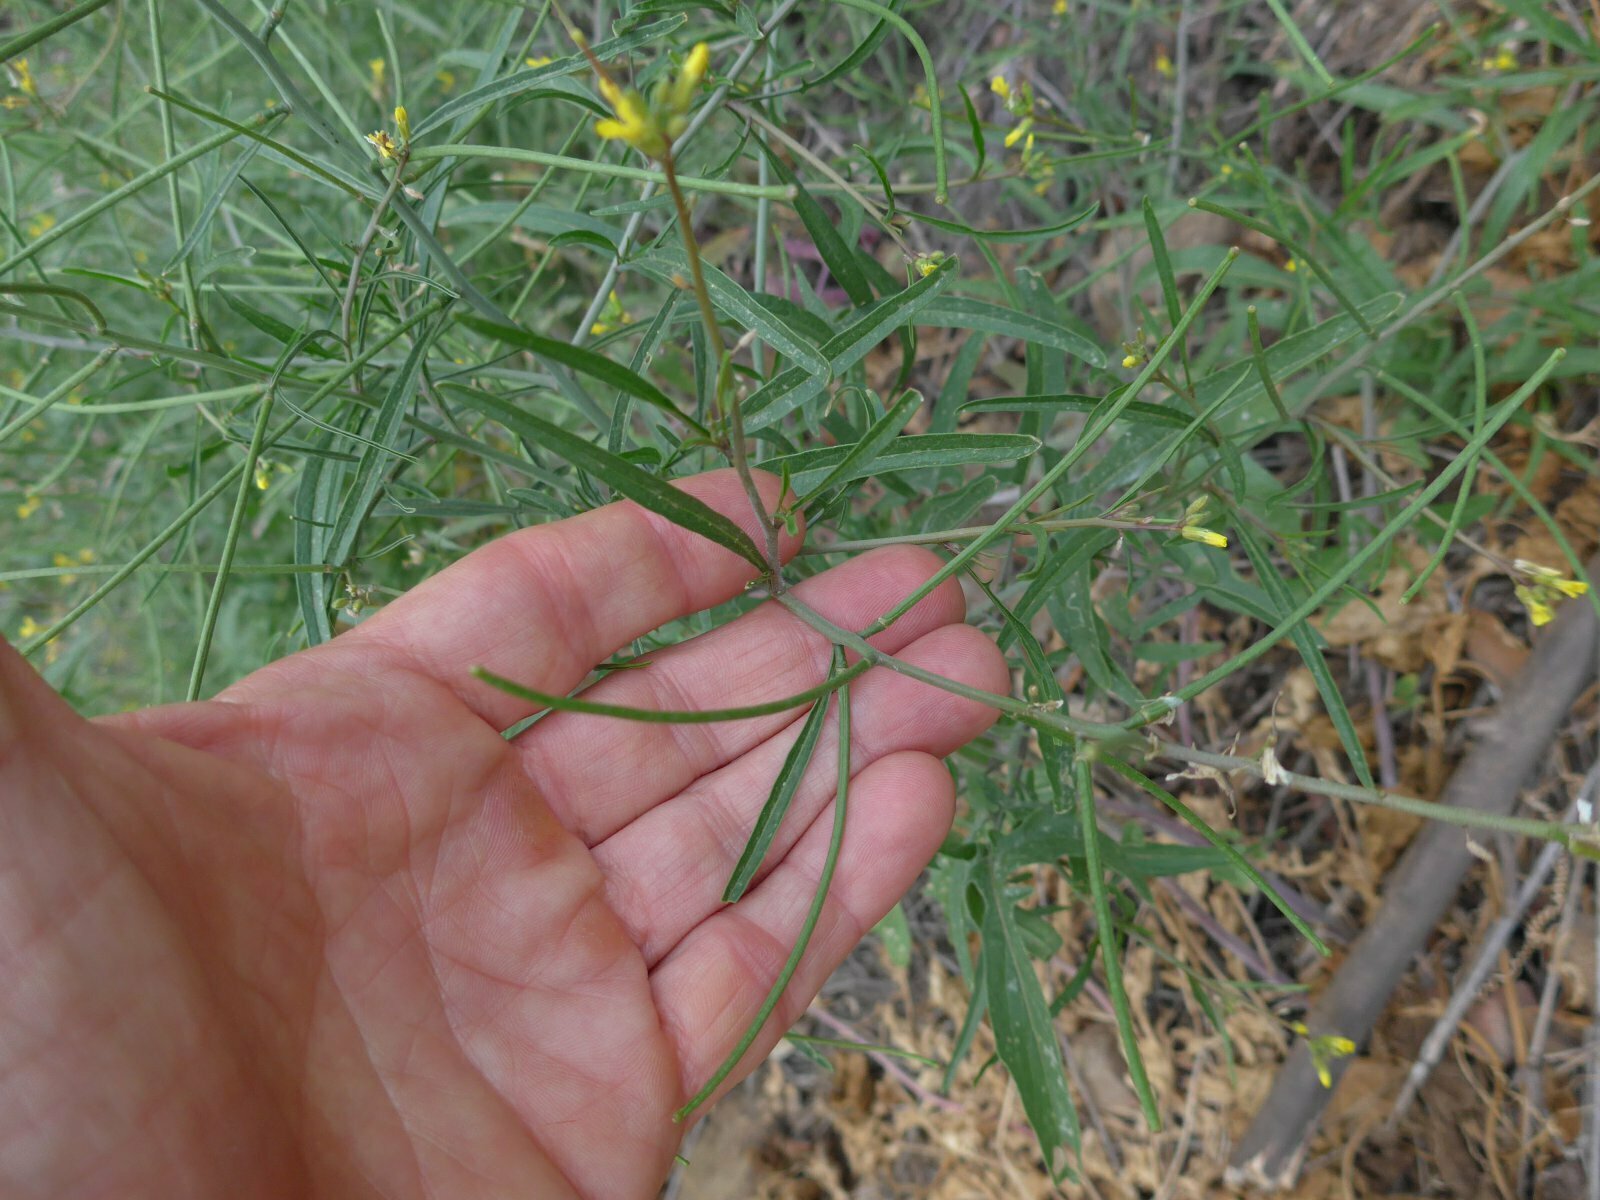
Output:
764 431 1038 494
412 18 688 137
907 200 1098 244
961 391 1217 438
1103 757 1328 956
744 255 956 429
325 324 437 567
959 83 986 178
980 856 1081 1175
753 135 875 306
674 648 854 1123
797 389 922 509
473 660 869 725
915 296 1105 367
629 251 829 378
458 391 766 570
723 691 832 902
1234 526 1375 788
461 314 709 436
1075 755 1161 1131
1200 293 1403 436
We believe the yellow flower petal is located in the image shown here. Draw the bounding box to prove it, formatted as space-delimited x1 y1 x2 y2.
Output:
1181 526 1229 549
989 74 1010 101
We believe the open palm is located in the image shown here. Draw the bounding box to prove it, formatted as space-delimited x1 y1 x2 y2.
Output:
0 470 1004 1199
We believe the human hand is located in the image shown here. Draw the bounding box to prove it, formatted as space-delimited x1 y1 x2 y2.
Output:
0 469 1005 1199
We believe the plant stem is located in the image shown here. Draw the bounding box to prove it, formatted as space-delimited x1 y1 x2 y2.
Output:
770 593 1585 851
661 148 785 590
341 150 409 383
803 515 1180 555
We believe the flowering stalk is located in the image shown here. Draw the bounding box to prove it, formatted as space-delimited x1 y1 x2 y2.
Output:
579 33 786 588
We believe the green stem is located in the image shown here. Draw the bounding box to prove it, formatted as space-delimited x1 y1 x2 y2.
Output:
803 516 1177 555
186 381 278 700
661 149 784 589
0 0 115 61
405 144 792 199
471 659 868 724
769 595 1583 850
673 648 854 1123
147 0 202 351
1076 752 1161 1130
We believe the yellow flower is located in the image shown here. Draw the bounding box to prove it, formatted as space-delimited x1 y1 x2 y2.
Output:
1155 49 1175 78
1052 0 1068 12
1121 353 1139 369
0 95 27 111
669 41 710 113
8 58 37 97
914 251 947 278
1284 258 1298 273
255 462 272 491
989 74 1011 101
26 212 55 239
365 129 398 160
1517 560 1588 596
436 69 457 92
1515 584 1555 627
589 43 708 159
1291 1022 1355 1088
1003 116 1032 148
77 547 95 564
394 105 410 143
369 57 386 87
18 615 44 640
16 494 41 520
525 55 554 69
1181 526 1229 549
589 289 632 336
52 552 79 585
1485 49 1517 72
1219 162 1234 178
595 87 662 154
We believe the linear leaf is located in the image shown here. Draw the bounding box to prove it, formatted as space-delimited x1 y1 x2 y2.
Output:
723 691 832 902
628 251 830 378
797 389 922 508
916 296 1105 368
1234 522 1374 788
458 392 766 570
980 856 1081 1176
325 325 436 567
1075 756 1160 1131
413 19 687 136
753 135 874 306
764 432 1039 494
907 200 1098 243
744 256 956 429
461 314 708 436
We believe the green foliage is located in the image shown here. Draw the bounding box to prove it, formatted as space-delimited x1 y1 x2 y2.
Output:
4 0 1596 1169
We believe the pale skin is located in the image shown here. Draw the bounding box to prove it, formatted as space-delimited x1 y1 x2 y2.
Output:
0 469 1006 1199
